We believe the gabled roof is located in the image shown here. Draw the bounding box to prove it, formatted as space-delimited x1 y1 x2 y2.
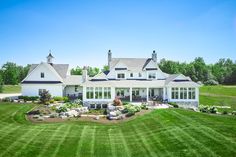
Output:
110 58 158 71
165 74 200 87
90 72 108 81
28 63 69 78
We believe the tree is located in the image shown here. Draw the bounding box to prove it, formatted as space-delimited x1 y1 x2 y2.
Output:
102 65 109 72
71 66 82 75
1 62 19 85
87 67 100 77
39 90 51 105
0 72 3 93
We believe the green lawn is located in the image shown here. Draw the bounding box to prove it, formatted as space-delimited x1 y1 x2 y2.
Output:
1 85 21 93
0 103 236 157
200 85 236 112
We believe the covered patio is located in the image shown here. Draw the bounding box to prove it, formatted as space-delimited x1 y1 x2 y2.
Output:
115 87 165 102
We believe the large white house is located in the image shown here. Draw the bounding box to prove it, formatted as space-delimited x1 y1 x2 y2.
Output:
21 51 200 108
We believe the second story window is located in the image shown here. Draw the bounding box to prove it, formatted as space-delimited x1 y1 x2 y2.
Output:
130 73 133 77
117 73 125 79
41 72 45 78
139 73 142 77
148 72 156 79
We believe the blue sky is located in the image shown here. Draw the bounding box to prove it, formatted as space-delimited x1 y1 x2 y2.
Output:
0 0 236 68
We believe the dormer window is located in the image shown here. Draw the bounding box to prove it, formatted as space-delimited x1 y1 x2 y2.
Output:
117 73 125 79
130 73 133 77
148 72 156 79
41 72 45 78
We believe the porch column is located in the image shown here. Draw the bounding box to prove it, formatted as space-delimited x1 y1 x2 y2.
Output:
129 87 132 102
163 87 166 100
146 87 149 102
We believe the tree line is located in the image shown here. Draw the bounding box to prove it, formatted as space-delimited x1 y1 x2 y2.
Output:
0 57 235 92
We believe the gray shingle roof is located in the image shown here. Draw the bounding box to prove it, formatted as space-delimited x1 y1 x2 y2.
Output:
63 75 83 85
28 63 69 79
110 58 158 71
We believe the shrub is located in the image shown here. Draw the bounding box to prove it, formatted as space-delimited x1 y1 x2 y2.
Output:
53 96 63 101
1 97 11 102
209 106 218 114
199 105 209 113
222 110 228 115
169 102 178 108
134 105 141 112
113 97 123 106
63 96 69 102
204 79 219 85
49 99 55 104
141 103 148 110
56 106 67 113
18 96 39 101
39 90 51 105
50 105 57 111
232 111 236 115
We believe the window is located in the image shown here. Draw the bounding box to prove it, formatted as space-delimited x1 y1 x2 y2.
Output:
171 88 179 99
117 73 125 79
86 87 94 99
139 73 142 77
116 89 124 97
132 89 140 96
96 104 101 109
102 104 108 108
75 85 78 92
40 72 44 78
188 88 196 99
95 87 103 99
104 87 111 99
130 73 133 77
180 88 183 99
38 89 46 95
148 72 156 79
183 88 187 99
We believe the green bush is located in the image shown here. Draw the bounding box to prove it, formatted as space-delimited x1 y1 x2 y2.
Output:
209 106 218 114
56 106 67 113
39 90 51 105
63 97 69 102
141 103 148 110
169 102 178 108
134 105 141 112
49 99 55 104
231 111 236 115
199 105 209 113
18 96 39 101
222 110 228 115
53 96 63 101
50 105 57 111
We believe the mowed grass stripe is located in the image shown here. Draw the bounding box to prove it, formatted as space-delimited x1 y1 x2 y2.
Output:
51 125 72 157
12 127 46 157
166 110 236 155
37 125 66 157
131 124 157 157
0 126 40 157
108 128 116 157
0 125 21 141
171 110 236 149
155 112 199 156
140 122 172 156
75 125 87 157
117 129 131 157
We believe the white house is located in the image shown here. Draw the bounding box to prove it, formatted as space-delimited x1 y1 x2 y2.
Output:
21 51 200 108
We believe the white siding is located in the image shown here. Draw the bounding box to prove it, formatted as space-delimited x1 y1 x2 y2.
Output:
21 84 63 96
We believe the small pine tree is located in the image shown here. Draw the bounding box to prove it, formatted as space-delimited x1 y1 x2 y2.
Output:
39 90 51 105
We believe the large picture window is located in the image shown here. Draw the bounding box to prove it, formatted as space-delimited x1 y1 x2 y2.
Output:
86 87 94 99
171 88 179 99
104 87 111 99
188 88 196 99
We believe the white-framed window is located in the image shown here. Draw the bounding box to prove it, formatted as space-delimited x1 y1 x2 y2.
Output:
171 88 179 99
86 87 94 99
130 73 133 77
139 73 142 77
117 73 125 79
116 89 125 97
38 89 46 95
40 72 44 78
148 72 156 79
75 85 79 92
188 88 196 99
104 87 111 99
95 87 103 99
183 88 187 99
